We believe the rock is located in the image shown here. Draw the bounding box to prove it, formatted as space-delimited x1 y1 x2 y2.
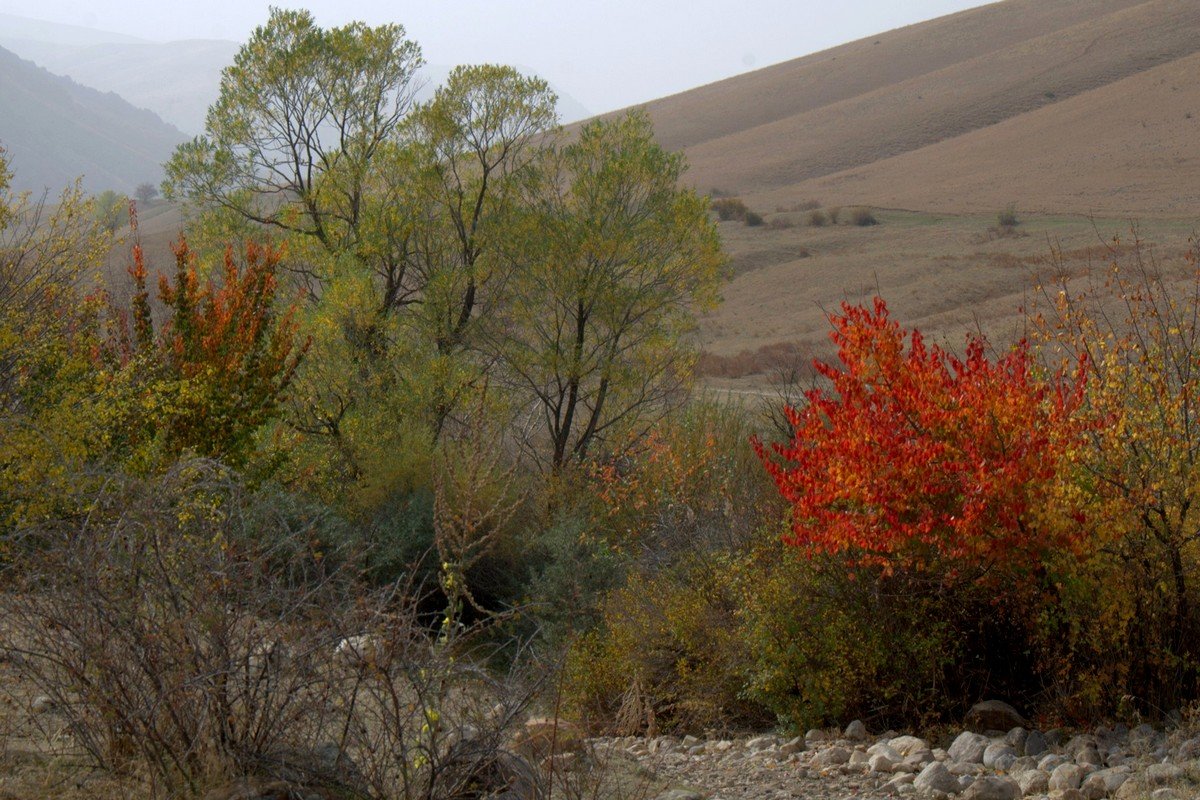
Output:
1040 754 1069 772
959 775 976 792
965 701 1027 733
1050 790 1086 800
779 736 805 755
810 746 851 768
961 775 1021 800
915 761 963 795
869 743 903 760
1025 730 1049 757
511 718 587 760
870 752 897 773
948 732 991 764
890 735 931 757
1149 790 1181 800
1114 779 1147 800
745 735 777 752
849 750 870 767
1005 727 1028 751
1050 764 1085 791
1081 768 1128 799
1008 755 1037 774
982 742 1017 770
886 773 917 790
655 792 703 800
948 761 980 776
1177 737 1200 760
29 695 55 714
844 719 869 740
1018 769 1050 795
1076 746 1104 768
1145 763 1184 786
804 728 824 744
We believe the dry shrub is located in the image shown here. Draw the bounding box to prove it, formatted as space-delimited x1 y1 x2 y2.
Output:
696 341 809 379
997 203 1019 228
827 206 842 224
848 207 878 226
767 216 795 231
792 199 821 212
710 197 748 222
743 211 764 227
806 209 827 227
0 460 548 799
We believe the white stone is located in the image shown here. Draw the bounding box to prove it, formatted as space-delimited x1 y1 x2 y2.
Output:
983 742 1017 770
1050 763 1085 791
845 719 869 741
1017 769 1050 795
961 775 1020 800
915 761 963 795
948 732 991 764
890 735 931 756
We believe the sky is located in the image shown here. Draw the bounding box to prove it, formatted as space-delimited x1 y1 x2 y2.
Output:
0 0 993 116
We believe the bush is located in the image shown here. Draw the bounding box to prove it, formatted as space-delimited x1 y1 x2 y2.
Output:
827 206 842 224
849 206 878 226
767 216 796 230
711 197 748 221
806 209 828 227
998 203 1019 228
1 461 547 799
744 210 764 227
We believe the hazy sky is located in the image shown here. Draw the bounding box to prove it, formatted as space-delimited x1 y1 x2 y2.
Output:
1 0 993 114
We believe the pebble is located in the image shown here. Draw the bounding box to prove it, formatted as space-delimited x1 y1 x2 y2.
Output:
592 718 1199 800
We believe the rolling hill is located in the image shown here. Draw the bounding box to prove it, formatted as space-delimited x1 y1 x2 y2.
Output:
0 44 187 194
622 0 1200 217
564 0 1200 386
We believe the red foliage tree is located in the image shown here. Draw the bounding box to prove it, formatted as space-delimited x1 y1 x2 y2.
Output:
753 298 1088 578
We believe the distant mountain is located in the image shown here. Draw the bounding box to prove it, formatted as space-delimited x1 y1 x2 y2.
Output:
0 13 592 135
0 44 187 194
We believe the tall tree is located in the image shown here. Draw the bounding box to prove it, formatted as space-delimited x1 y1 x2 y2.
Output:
162 7 423 251
501 111 725 470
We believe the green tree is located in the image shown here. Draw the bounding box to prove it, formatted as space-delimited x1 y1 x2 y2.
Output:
93 189 129 233
501 111 725 470
162 7 423 251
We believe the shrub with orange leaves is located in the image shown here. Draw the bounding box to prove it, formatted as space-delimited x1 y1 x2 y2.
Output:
101 208 310 468
754 298 1089 581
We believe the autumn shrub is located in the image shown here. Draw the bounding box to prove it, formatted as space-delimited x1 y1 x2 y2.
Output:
752 298 1090 722
1032 243 1200 715
564 561 767 735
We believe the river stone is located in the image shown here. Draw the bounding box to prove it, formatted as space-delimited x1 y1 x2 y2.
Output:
1018 769 1050 795
949 732 991 764
915 761 963 795
983 742 1017 770
1050 763 1085 791
844 719 869 741
1025 730 1049 757
890 736 931 757
965 701 1026 733
1081 768 1129 799
962 775 1020 800
1145 763 1184 785
811 746 851 768
870 752 896 773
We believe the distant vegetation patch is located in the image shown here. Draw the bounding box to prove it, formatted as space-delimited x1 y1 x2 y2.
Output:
697 341 810 379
